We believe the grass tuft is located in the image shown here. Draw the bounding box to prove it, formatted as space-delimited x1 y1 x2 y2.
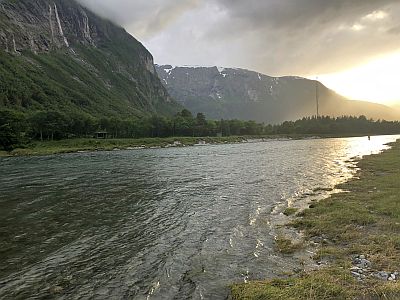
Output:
283 207 298 216
275 236 303 254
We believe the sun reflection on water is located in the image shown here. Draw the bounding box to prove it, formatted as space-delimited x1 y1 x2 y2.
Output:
344 135 396 159
273 135 400 221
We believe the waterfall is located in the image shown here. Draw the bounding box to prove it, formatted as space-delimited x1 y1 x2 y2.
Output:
54 3 69 47
49 5 55 43
12 35 16 53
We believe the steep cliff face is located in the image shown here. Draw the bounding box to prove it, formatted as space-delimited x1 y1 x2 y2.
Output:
0 0 181 117
156 65 397 123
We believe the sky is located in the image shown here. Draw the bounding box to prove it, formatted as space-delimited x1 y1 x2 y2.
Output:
78 0 400 106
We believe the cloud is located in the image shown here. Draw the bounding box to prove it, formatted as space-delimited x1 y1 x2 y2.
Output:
388 25 400 35
201 0 400 75
77 0 200 38
77 0 400 76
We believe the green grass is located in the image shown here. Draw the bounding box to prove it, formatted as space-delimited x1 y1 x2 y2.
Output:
231 268 400 300
283 207 299 216
0 136 250 156
275 236 303 254
231 140 400 299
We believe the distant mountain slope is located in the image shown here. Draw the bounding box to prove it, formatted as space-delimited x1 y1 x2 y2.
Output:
156 65 397 123
0 0 181 117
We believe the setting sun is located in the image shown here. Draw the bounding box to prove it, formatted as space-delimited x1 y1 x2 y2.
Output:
314 52 400 107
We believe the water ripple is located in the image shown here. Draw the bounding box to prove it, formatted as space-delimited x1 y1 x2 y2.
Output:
0 135 398 299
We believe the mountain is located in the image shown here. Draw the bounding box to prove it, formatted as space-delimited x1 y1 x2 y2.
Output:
0 0 181 118
156 65 398 123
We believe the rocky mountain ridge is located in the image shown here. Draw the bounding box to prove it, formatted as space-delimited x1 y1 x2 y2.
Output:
156 65 397 123
0 0 181 117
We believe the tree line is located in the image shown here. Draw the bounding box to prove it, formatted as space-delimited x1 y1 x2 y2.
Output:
1 109 400 151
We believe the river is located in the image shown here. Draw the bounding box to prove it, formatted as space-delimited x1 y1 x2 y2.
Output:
0 135 398 299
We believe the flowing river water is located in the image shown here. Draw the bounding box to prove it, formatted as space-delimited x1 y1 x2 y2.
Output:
0 135 399 299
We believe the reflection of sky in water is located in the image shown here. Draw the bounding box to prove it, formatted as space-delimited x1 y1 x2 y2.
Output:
344 135 395 159
0 135 399 300
271 135 399 222
326 135 397 187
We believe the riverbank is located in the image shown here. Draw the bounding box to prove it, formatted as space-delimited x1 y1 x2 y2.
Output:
0 136 249 157
0 133 386 157
231 140 400 299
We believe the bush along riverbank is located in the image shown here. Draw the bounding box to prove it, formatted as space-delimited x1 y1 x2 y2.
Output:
231 140 400 300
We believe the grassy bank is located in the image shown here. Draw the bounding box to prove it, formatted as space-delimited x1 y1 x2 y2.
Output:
0 134 320 157
0 133 386 157
0 136 249 157
231 140 400 300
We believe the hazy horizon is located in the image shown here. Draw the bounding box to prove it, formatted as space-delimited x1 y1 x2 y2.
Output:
77 0 400 107
156 63 400 109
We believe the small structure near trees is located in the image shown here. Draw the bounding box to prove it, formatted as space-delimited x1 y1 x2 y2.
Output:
95 131 108 139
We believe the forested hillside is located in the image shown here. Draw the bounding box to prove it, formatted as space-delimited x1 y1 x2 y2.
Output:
0 0 181 118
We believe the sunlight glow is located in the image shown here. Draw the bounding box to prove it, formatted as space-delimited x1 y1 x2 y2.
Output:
310 52 400 106
362 10 388 21
351 23 365 31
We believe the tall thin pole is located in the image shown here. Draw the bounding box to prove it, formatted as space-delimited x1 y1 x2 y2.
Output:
316 76 319 118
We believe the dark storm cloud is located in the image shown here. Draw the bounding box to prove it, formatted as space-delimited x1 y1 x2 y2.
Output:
213 0 393 30
206 0 400 74
77 0 400 76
